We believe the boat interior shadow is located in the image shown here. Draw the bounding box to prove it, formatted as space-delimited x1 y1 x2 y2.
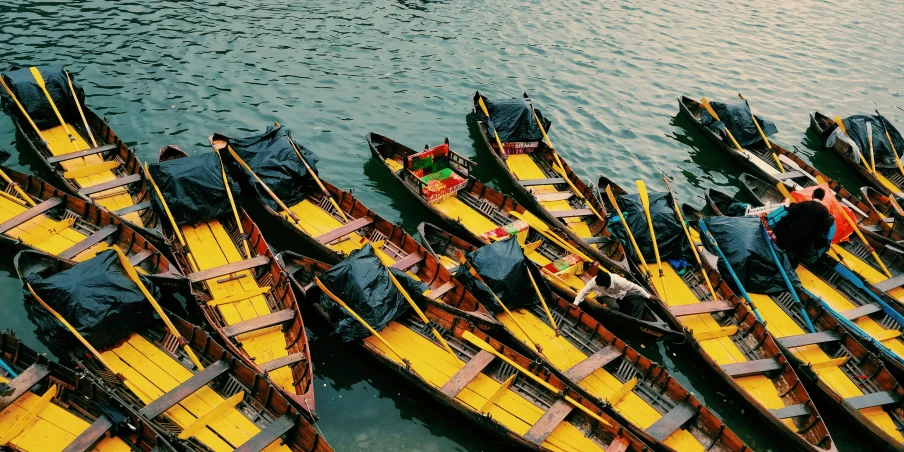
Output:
361 156 449 234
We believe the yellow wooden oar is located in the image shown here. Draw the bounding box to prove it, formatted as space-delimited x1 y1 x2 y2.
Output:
29 67 80 153
274 122 348 223
518 94 607 225
0 168 36 207
835 116 874 173
701 97 745 155
64 70 97 148
384 268 457 359
636 181 667 302
214 151 252 258
508 210 590 261
461 330 611 427
737 93 784 172
111 245 205 370
525 263 575 365
0 76 50 147
660 175 718 301
221 143 304 225
868 122 877 176
604 185 652 280
876 111 904 179
144 162 200 272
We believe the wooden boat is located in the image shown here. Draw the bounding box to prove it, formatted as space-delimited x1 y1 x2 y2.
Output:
810 112 904 198
683 210 904 450
14 250 332 452
367 132 679 340
0 331 177 452
470 92 624 268
151 145 317 416
417 221 679 343
861 186 904 242
280 251 681 452
0 164 180 289
705 188 743 216
413 223 758 451
0 66 162 241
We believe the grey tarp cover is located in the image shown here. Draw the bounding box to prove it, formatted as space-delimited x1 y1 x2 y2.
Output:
454 237 547 314
608 191 691 262
25 250 159 349
0 65 86 130
700 99 778 147
148 152 240 226
701 216 799 295
473 91 551 143
227 126 320 211
318 244 427 342
841 114 904 169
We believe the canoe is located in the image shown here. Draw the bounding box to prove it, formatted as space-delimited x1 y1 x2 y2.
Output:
151 145 317 416
0 331 178 452
810 112 904 198
0 164 181 289
705 188 742 217
14 249 332 452
471 92 625 268
417 221 678 343
279 251 658 452
367 132 679 340
861 186 904 242
414 223 755 452
683 211 904 450
0 66 162 242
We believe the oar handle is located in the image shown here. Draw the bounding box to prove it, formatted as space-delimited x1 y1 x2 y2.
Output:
385 268 457 358
0 75 48 145
214 150 252 258
701 97 745 153
224 144 302 224
604 185 651 279
144 162 198 271
29 67 79 152
65 70 97 148
660 174 718 301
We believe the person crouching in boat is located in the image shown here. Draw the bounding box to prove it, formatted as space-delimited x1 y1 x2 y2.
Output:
772 188 835 267
573 272 649 318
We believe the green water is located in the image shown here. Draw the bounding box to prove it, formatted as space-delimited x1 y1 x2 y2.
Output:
2 1 904 450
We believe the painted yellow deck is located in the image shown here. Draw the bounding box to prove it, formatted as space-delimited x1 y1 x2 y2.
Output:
505 154 593 239
433 197 499 235
497 308 704 451
0 390 131 452
875 172 903 200
40 124 142 226
0 194 108 261
831 246 904 301
366 321 605 452
282 199 366 256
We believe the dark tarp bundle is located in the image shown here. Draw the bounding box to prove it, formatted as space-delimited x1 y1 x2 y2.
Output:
724 202 750 217
0 65 86 130
24 249 159 349
700 99 778 147
841 114 904 169
227 126 320 210
701 216 798 295
454 237 548 313
317 244 426 342
473 91 551 143
148 151 240 226
608 191 690 262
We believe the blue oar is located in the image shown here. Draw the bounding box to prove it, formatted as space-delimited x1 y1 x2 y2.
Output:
0 357 18 378
758 223 816 333
832 263 904 326
697 219 763 322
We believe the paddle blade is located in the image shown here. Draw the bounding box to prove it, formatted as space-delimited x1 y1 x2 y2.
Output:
636 180 650 211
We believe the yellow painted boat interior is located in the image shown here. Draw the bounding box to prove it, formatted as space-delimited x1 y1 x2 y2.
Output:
366 322 604 452
39 124 142 227
0 389 131 452
499 308 703 451
875 171 903 198
505 153 594 239
830 246 904 301
99 333 290 451
281 199 366 256
0 194 109 261
180 219 295 393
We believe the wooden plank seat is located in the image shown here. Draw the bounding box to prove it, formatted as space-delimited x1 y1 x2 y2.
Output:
840 303 883 320
221 309 295 338
315 217 373 244
0 363 50 411
533 192 574 202
425 281 455 301
187 256 270 283
113 201 152 217
139 360 231 419
129 250 152 266
769 404 809 420
523 399 574 446
582 236 612 245
845 391 901 410
604 436 631 452
78 173 142 196
721 359 782 378
440 350 495 398
59 224 119 259
234 415 296 452
669 301 734 317
60 415 113 452
644 401 696 442
259 353 305 373
0 197 63 234
550 209 594 219
521 178 567 187
46 144 118 164
563 347 623 382
875 274 904 292
774 170 806 181
389 252 424 271
778 331 841 348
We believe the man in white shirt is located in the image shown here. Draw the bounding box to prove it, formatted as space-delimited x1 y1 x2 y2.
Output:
573 272 650 318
